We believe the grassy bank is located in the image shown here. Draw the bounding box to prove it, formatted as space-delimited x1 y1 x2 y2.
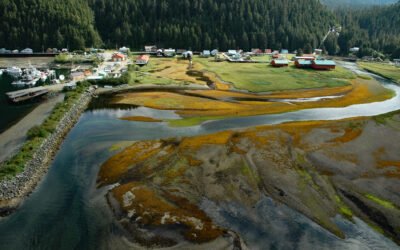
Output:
125 56 359 93
0 82 91 180
197 57 356 92
358 62 400 84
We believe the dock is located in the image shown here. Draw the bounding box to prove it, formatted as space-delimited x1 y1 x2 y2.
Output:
6 87 49 103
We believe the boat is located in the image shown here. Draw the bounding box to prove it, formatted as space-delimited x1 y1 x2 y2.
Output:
0 69 3 76
6 67 22 78
12 77 40 88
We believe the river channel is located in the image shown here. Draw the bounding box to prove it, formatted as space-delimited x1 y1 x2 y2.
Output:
0 63 399 249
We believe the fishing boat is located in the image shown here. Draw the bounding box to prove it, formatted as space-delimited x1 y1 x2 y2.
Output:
6 67 22 78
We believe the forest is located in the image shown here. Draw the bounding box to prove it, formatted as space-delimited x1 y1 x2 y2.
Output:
0 0 399 57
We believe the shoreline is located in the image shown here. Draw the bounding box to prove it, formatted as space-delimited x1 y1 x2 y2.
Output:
0 88 95 214
0 94 65 163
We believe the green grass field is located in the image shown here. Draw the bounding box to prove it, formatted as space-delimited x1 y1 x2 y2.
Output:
359 62 400 84
197 57 356 92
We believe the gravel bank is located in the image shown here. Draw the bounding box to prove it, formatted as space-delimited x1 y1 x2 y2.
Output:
0 88 95 213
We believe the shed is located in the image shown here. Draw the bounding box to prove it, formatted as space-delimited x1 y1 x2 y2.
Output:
295 60 312 68
271 59 289 67
311 59 336 70
136 55 150 65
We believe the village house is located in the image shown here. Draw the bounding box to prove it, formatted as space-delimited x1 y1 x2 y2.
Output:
311 59 336 70
136 55 150 65
112 53 126 62
145 45 157 53
271 58 289 67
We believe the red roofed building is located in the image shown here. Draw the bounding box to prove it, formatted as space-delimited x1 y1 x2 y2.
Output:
112 53 126 62
136 55 150 65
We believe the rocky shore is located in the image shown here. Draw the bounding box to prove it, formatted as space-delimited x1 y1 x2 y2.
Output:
0 87 95 214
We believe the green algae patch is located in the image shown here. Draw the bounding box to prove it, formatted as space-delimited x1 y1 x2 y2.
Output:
335 195 353 218
365 194 397 209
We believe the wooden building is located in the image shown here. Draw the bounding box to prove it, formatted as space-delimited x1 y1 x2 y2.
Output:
271 59 289 67
136 55 150 65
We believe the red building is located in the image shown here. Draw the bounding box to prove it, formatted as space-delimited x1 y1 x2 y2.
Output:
136 55 150 65
311 59 336 70
112 53 126 62
271 59 289 67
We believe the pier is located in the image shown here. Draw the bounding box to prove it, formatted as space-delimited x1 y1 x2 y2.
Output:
6 87 49 103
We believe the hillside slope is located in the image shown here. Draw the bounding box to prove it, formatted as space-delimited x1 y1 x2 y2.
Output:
0 0 101 50
90 0 335 51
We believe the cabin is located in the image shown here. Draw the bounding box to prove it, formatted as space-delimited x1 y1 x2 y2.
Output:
112 53 126 62
145 45 157 53
136 55 150 66
295 60 312 68
265 49 272 54
271 59 289 67
311 59 336 70
70 72 85 81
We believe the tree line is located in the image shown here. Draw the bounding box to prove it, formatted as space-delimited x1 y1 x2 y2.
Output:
0 0 399 58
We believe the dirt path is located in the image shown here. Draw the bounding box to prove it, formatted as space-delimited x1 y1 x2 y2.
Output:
0 94 65 163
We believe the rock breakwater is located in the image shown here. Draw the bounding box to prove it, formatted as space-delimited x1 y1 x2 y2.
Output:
0 88 95 213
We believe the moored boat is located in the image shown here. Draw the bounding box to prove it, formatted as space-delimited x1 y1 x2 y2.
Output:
6 67 22 78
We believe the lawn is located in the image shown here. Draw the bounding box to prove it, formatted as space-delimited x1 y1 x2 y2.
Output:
197 57 356 92
358 62 400 84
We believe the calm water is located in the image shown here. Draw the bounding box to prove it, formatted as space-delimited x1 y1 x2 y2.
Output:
0 64 399 249
0 75 38 133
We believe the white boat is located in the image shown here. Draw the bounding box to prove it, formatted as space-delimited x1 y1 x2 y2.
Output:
12 77 40 87
0 69 3 76
6 67 22 78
